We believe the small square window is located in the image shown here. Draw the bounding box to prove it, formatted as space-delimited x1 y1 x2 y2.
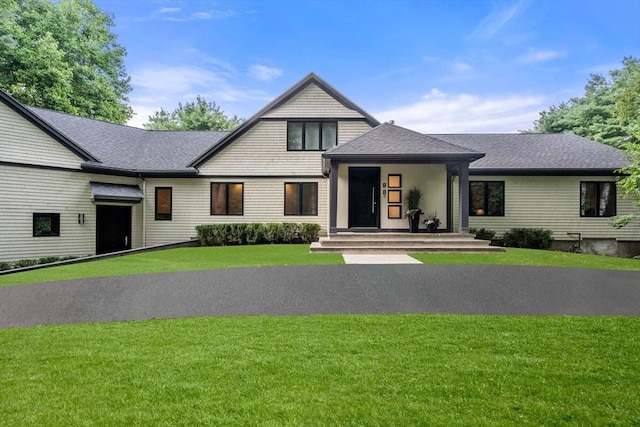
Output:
388 205 402 219
388 174 401 188
388 190 401 204
211 183 244 215
33 213 60 237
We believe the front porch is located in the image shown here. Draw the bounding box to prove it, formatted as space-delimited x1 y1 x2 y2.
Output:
310 232 504 253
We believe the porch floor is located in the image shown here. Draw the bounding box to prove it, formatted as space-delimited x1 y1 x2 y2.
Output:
310 232 505 254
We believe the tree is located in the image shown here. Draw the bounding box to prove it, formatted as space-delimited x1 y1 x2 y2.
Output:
610 61 640 229
526 57 639 148
0 0 132 124
144 96 243 131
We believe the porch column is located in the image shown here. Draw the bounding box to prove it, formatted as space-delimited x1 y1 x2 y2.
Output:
458 162 470 233
329 160 338 233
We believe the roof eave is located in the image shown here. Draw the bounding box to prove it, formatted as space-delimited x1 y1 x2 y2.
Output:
467 168 624 176
323 152 485 163
81 163 199 177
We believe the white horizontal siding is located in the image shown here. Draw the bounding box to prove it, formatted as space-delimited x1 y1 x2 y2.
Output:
0 164 142 262
453 175 640 241
262 84 366 119
198 121 372 176
0 102 83 169
143 177 329 246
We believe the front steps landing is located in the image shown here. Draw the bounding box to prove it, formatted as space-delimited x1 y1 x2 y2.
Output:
310 232 505 253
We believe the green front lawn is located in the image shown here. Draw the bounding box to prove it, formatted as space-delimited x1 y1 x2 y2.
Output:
1 314 638 425
1 246 638 287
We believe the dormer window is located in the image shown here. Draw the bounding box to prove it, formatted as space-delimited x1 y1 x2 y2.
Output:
287 121 337 151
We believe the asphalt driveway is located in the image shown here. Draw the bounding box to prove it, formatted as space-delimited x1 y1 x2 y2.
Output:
0 265 639 328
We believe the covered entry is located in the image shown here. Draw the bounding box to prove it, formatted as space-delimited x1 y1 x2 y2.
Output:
323 123 484 233
91 182 143 254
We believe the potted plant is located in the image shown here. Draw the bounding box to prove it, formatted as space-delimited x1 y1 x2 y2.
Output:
424 211 440 233
403 187 423 233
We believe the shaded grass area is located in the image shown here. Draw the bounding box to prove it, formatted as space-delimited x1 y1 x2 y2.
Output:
0 245 344 286
412 248 640 271
1 314 639 425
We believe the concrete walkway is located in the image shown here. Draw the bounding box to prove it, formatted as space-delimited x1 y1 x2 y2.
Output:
342 254 422 264
1 265 639 328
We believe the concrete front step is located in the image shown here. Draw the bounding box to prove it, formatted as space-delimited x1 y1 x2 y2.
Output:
310 232 505 253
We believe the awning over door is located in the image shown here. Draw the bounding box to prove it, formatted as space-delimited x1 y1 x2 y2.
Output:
90 182 143 204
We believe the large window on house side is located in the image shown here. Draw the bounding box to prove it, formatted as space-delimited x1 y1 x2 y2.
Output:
155 187 172 220
211 183 244 215
287 122 337 151
33 213 60 237
580 182 616 217
470 181 504 216
285 183 318 215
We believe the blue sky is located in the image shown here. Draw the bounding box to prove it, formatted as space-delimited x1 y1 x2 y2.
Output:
94 0 640 132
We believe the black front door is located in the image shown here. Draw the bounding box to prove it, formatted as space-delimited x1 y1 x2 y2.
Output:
348 167 380 228
96 205 132 254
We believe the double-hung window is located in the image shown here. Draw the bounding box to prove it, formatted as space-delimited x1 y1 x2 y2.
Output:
211 183 244 215
285 183 318 215
580 182 616 217
470 181 504 216
287 121 337 151
155 187 172 220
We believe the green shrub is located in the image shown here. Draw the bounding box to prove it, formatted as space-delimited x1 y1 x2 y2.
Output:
280 223 298 243
472 228 496 241
227 223 246 245
14 259 38 268
263 223 281 243
503 228 554 250
39 257 62 265
299 223 321 243
0 261 12 271
245 223 264 245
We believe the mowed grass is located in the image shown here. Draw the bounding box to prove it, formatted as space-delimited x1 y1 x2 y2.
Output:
1 314 638 425
0 244 344 286
1 245 638 287
412 248 640 271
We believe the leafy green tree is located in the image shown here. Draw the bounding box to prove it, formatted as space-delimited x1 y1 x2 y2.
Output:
144 96 243 131
610 61 640 229
527 57 639 147
0 0 132 124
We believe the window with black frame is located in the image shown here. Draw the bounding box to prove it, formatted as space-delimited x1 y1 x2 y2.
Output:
287 122 337 151
470 181 504 216
580 182 616 217
33 213 60 237
285 182 318 215
211 183 244 215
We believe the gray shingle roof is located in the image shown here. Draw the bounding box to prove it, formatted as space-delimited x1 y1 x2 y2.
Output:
428 133 628 172
29 107 228 174
90 182 144 203
324 123 484 161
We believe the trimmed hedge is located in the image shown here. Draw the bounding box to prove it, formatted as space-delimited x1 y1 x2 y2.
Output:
469 228 496 241
196 223 321 246
503 228 554 250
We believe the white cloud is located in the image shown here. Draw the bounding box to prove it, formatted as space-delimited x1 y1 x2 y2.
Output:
520 49 565 63
126 65 272 128
248 65 282 81
374 89 546 133
454 62 473 72
469 0 530 41
155 7 180 14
